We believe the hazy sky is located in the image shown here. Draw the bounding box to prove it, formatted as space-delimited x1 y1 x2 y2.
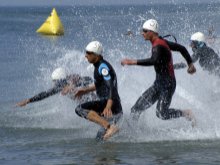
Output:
0 0 219 7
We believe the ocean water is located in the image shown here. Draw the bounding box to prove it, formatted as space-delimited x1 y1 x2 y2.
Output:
1 2 220 165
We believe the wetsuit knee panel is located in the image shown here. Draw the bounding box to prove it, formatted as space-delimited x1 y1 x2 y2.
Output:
156 110 169 120
75 105 89 119
156 108 183 120
131 106 138 114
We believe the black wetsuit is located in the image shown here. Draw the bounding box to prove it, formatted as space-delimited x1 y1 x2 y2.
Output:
131 38 193 120
192 44 220 76
75 57 122 140
29 74 93 103
75 57 122 119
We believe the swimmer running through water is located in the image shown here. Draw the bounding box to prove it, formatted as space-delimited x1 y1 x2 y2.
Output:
16 67 95 107
74 41 123 140
121 19 196 126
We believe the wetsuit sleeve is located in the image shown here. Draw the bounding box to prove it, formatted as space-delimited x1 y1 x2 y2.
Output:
79 76 93 87
166 40 193 65
136 47 160 66
29 87 61 103
173 62 187 69
98 63 114 99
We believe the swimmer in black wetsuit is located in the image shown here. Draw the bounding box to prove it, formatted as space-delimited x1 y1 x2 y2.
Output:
74 41 123 141
190 32 220 77
121 19 196 125
16 67 94 107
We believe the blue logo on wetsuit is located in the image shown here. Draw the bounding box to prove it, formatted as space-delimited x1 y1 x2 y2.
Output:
98 63 111 80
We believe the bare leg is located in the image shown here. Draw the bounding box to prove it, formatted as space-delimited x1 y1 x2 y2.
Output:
87 110 119 140
182 109 196 127
87 111 110 129
103 125 119 140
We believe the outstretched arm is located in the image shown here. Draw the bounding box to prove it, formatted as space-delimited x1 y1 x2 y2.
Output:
74 84 96 98
121 49 159 67
61 84 75 95
16 87 61 107
62 75 94 96
121 58 137 66
16 99 31 107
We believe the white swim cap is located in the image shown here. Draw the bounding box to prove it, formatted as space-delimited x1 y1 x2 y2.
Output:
142 19 159 33
85 41 103 55
191 32 205 42
51 67 66 81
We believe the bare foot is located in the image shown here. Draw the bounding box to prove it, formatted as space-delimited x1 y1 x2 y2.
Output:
103 124 119 140
183 109 196 127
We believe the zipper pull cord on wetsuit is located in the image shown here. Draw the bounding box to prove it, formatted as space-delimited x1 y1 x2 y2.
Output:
162 34 177 43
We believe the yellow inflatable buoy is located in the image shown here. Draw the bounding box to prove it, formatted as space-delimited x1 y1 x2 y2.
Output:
36 8 64 35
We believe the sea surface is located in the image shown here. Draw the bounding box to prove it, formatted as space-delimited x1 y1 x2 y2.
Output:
1 2 220 165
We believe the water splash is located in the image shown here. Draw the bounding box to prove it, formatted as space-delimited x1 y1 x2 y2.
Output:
3 3 220 142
